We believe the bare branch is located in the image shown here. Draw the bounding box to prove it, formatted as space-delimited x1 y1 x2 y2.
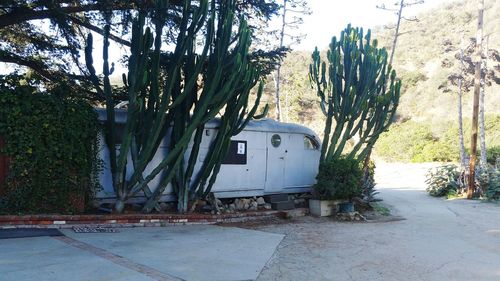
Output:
66 15 131 47
402 16 419 22
0 1 183 28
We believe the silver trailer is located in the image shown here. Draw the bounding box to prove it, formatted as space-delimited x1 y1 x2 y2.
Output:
96 109 321 203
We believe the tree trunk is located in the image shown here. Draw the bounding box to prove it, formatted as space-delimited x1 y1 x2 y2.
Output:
467 0 484 199
274 0 288 122
458 34 467 168
273 70 282 121
389 0 404 66
479 35 488 168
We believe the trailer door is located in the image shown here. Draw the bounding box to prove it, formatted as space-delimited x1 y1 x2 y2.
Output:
265 133 286 192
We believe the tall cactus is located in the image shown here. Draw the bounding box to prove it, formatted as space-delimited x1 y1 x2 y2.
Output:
85 0 267 213
309 25 401 163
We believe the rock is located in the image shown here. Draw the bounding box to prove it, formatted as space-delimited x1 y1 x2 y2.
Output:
229 203 236 211
236 198 250 210
256 197 266 205
234 199 246 210
250 201 258 210
264 203 272 210
215 198 223 206
294 198 306 207
336 211 366 222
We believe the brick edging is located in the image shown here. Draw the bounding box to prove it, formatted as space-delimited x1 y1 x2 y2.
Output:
0 208 308 228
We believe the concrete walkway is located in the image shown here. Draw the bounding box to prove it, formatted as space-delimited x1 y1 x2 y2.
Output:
255 163 500 281
1 163 500 281
0 225 283 281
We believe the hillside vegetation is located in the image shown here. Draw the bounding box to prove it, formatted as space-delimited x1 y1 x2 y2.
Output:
373 0 500 122
263 0 500 162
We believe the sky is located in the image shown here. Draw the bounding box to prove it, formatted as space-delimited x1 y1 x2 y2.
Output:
1 0 458 76
103 0 457 75
288 0 457 51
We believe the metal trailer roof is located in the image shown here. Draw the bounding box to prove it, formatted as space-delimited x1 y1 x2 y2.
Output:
95 108 319 137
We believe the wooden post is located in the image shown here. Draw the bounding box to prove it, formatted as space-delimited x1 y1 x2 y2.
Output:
467 0 484 199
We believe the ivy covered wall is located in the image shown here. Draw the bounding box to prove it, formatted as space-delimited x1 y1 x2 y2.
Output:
0 75 100 214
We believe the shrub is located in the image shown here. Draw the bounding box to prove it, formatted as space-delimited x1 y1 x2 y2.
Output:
314 157 363 200
486 146 500 165
362 160 379 201
376 121 437 162
482 167 500 200
0 75 100 214
376 116 500 164
425 164 460 197
400 71 427 92
412 141 458 162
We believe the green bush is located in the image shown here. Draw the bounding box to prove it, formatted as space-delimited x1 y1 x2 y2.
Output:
314 157 363 200
375 117 500 163
376 121 443 162
0 74 100 214
400 71 427 92
412 141 458 162
425 164 460 197
486 146 500 165
480 167 500 200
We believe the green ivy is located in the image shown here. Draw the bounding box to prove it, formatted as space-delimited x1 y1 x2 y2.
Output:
0 74 101 214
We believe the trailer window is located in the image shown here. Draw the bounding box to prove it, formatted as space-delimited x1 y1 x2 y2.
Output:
304 136 319 150
271 134 281 147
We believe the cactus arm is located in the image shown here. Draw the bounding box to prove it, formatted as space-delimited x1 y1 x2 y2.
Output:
253 104 269 120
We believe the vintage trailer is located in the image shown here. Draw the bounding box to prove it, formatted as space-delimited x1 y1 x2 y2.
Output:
96 109 321 203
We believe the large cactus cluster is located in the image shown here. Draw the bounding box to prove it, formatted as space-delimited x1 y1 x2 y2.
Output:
309 24 401 163
85 0 267 213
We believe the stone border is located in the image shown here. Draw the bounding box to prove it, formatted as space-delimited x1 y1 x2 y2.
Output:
0 208 308 229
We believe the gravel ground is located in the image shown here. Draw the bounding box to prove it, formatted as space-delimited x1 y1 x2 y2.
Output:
254 162 500 281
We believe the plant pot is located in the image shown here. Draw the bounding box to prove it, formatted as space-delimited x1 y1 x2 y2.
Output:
338 202 354 213
309 199 342 217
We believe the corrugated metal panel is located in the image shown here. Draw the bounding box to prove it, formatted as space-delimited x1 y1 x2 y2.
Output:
94 108 318 137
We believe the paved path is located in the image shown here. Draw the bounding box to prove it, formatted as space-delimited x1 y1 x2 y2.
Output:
254 163 500 281
1 163 499 281
0 225 283 281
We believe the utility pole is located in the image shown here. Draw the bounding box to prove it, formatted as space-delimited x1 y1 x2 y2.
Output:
467 0 484 199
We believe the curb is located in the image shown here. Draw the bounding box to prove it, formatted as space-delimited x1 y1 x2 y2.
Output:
0 208 309 229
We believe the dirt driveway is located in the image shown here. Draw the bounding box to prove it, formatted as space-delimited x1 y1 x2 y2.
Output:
255 163 500 281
